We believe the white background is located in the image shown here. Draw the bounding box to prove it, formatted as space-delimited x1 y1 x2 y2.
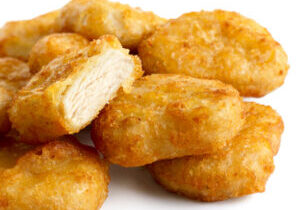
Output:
1 0 300 210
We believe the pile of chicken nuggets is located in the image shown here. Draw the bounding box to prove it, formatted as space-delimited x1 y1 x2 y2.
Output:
0 0 288 209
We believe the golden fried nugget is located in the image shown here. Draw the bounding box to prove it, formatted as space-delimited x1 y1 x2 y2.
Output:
0 136 109 210
92 74 244 167
9 35 143 144
57 0 166 50
148 102 284 201
0 11 59 61
0 58 31 134
138 10 289 97
29 33 89 74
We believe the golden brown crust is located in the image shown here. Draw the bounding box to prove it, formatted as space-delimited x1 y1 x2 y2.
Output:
57 0 166 50
241 102 284 155
148 102 284 201
92 74 244 167
138 10 289 97
0 11 59 61
0 57 31 92
0 136 109 210
9 35 143 144
29 33 89 74
0 58 31 134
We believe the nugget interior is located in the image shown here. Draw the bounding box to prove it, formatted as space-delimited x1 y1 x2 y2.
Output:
63 49 135 129
9 35 143 143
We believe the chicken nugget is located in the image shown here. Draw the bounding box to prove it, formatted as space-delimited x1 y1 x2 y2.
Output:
138 10 289 97
29 33 89 74
148 102 284 201
9 35 143 144
0 11 59 61
57 0 166 50
0 136 109 210
92 74 244 167
0 58 31 134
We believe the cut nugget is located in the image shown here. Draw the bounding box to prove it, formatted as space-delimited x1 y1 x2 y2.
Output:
138 10 289 97
0 58 31 134
9 35 143 144
0 11 59 61
148 102 284 201
92 74 244 167
29 33 89 74
57 0 166 50
0 136 109 210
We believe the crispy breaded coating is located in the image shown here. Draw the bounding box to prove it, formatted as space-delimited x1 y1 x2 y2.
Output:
241 102 284 156
9 35 143 144
148 102 284 201
138 10 289 97
29 33 89 74
92 74 244 167
57 0 166 50
0 136 109 210
0 57 31 92
0 58 31 134
0 11 59 61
